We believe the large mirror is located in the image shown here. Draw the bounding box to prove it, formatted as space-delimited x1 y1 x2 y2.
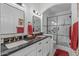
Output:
32 15 41 33
0 4 25 34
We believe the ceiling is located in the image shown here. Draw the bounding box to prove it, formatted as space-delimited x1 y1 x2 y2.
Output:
44 3 71 14
25 3 71 14
25 3 56 13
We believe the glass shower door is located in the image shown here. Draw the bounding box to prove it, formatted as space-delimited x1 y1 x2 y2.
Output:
47 13 71 48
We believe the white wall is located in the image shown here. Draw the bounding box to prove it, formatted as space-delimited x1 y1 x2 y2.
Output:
42 13 47 33
71 3 77 24
24 4 31 35
40 3 59 13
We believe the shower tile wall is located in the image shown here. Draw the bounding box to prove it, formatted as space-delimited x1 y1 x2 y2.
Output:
47 14 71 47
48 17 58 42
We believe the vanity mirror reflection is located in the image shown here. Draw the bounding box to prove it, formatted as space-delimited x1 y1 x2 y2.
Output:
32 15 41 33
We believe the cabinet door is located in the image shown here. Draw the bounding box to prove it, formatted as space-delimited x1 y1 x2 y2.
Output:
25 50 37 56
9 47 30 56
36 40 43 56
50 38 54 55
43 45 49 56
9 41 37 56
36 48 43 56
43 38 50 56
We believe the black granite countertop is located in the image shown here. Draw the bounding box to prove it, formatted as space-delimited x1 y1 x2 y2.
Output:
1 35 51 56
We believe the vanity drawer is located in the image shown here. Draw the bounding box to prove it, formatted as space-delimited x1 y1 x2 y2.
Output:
36 40 43 48
9 43 37 56
25 50 37 56
36 47 43 56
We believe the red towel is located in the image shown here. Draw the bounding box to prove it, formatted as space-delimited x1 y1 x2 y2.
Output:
28 23 33 35
17 27 24 33
54 49 69 56
69 21 78 51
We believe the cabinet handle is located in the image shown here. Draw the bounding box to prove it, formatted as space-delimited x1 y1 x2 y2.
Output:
38 49 41 52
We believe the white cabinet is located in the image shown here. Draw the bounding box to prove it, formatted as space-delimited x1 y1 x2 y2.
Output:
26 50 37 56
9 37 52 56
42 38 50 56
36 48 43 56
9 47 30 56
50 38 54 55
9 42 37 56
36 37 51 56
36 40 43 56
43 45 49 56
